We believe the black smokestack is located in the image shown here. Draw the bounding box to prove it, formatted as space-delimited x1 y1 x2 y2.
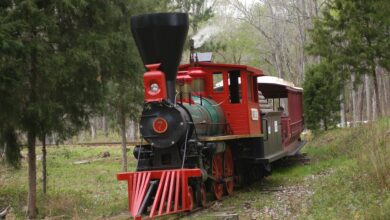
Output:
131 12 189 103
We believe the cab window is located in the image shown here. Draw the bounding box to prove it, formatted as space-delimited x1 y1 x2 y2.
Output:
213 72 223 92
228 70 241 103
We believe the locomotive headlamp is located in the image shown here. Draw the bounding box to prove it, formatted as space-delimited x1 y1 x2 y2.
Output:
143 64 167 102
150 83 159 93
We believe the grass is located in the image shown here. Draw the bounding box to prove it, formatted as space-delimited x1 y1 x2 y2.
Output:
302 118 390 219
1 118 389 219
308 161 390 219
0 145 136 219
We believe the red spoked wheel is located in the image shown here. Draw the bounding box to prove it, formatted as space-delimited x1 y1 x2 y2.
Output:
195 182 207 207
212 153 224 200
224 147 234 195
200 183 207 207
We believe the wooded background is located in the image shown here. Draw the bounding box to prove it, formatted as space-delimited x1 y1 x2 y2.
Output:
0 0 389 218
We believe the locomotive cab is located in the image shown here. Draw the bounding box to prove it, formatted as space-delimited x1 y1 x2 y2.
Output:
180 63 264 137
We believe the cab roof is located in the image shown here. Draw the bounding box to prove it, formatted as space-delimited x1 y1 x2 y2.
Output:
179 62 264 76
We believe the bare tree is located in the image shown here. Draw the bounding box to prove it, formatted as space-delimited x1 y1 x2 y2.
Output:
228 0 325 85
365 74 371 121
340 94 346 127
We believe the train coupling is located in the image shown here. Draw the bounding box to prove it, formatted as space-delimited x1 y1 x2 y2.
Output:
117 169 202 219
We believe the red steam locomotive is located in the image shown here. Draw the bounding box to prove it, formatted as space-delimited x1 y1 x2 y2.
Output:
117 12 305 219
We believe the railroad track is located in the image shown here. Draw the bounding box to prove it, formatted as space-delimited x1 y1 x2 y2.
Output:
172 154 311 220
273 153 311 167
167 200 219 220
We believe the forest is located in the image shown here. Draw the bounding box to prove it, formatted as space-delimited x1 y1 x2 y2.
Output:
0 0 389 219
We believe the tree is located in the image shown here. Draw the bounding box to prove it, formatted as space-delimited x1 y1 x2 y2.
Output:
336 0 389 117
303 61 341 130
0 128 21 168
100 0 169 172
229 0 325 83
172 0 214 34
0 0 27 169
0 70 22 168
104 36 143 172
171 0 215 59
198 20 257 65
0 2 58 216
0 1 121 217
307 0 390 121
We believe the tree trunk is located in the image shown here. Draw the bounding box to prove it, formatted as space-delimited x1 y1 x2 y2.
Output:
133 121 141 140
90 120 96 140
127 120 134 141
384 75 389 116
351 75 358 127
120 111 128 172
126 120 131 140
102 116 108 136
298 0 307 82
273 52 283 78
41 135 47 194
359 86 364 122
380 74 387 116
27 30 38 218
365 74 371 121
340 94 345 127
372 89 377 120
27 130 37 218
372 66 382 117
323 118 328 130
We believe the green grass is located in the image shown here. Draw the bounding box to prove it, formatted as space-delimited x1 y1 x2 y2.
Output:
302 118 390 219
0 145 135 219
307 160 390 219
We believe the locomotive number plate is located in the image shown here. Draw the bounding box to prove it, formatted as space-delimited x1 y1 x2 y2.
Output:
153 117 168 133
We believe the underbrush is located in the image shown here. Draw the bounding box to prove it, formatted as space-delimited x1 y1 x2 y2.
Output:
304 117 390 219
310 118 390 189
0 145 134 219
308 161 390 219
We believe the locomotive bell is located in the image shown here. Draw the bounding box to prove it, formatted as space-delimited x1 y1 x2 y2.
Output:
131 12 189 103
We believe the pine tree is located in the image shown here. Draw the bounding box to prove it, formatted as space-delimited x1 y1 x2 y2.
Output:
304 62 341 130
103 0 169 172
0 1 122 217
172 0 214 34
305 0 390 127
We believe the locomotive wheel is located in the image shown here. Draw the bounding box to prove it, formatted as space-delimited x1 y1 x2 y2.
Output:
224 147 234 195
200 183 207 207
212 153 224 200
195 182 207 207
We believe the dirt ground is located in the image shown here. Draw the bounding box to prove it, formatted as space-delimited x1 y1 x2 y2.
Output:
187 163 334 220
